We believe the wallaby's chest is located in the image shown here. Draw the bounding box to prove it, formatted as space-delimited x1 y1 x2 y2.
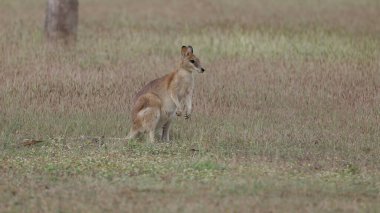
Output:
176 75 194 99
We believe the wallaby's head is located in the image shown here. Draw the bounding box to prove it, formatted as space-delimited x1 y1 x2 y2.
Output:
180 45 205 73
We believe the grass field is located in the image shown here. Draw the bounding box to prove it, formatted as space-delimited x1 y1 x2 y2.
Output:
1 0 380 212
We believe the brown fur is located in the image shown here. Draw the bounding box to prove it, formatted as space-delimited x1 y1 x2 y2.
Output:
126 46 205 143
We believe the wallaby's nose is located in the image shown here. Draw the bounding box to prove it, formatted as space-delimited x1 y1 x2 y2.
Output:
201 68 205 72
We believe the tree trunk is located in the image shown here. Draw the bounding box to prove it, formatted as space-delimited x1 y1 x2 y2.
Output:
44 0 78 45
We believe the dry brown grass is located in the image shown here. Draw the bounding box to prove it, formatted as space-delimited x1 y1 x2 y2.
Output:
1 0 380 212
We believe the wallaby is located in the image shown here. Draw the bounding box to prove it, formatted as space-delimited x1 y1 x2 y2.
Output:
126 45 205 143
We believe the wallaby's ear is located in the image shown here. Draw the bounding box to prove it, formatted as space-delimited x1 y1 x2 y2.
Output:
181 45 193 57
187 45 193 53
181 46 188 57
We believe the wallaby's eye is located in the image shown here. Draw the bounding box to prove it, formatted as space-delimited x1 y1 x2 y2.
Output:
190 60 195 64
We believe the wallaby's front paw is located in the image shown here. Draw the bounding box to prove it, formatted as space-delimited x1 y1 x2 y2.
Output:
176 111 182 116
184 113 191 119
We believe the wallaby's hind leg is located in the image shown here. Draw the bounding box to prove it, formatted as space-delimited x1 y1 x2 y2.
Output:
143 107 160 143
128 93 162 143
161 121 171 142
148 130 156 143
129 107 160 143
